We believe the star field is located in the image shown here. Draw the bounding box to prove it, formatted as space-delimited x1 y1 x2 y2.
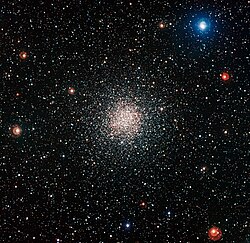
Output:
1 0 249 242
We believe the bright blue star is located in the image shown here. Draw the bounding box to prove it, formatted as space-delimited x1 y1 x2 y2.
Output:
199 21 207 30
125 223 130 228
123 221 132 231
196 18 211 33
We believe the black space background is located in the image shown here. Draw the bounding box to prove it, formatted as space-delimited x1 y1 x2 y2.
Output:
1 0 249 242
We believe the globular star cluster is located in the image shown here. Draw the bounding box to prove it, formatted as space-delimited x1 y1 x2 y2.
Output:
107 100 143 140
1 0 249 242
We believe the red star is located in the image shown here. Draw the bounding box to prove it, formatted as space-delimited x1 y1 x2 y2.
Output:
220 72 230 82
208 226 222 241
19 51 28 60
10 124 22 138
159 21 166 29
68 87 75 95
139 200 147 209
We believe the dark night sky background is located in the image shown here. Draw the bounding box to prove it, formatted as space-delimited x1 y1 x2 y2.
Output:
1 0 249 242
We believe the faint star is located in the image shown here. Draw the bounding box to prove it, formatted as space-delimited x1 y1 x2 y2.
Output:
68 87 76 95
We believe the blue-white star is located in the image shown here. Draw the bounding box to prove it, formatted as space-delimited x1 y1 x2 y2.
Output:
196 18 211 32
199 21 207 30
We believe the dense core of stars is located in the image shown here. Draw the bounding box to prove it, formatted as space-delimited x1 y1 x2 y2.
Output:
108 100 142 140
1 1 249 242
